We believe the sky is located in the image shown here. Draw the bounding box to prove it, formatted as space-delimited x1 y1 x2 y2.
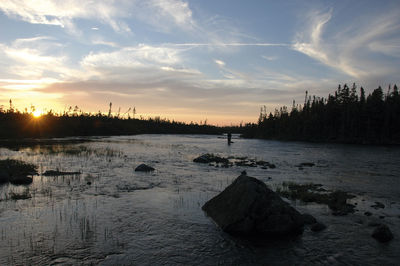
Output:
0 0 399 125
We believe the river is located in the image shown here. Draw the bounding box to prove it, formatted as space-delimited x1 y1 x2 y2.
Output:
0 134 399 265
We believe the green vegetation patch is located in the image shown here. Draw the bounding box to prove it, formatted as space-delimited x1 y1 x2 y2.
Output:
276 181 356 215
193 154 276 169
8 189 32 200
0 159 37 185
0 159 37 176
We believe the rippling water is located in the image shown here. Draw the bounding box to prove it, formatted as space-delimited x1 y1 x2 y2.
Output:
0 135 399 265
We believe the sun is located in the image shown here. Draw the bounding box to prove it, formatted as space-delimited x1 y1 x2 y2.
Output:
32 110 43 118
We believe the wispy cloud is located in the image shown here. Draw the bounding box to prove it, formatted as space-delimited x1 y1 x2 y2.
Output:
214 59 225 67
0 0 202 35
0 0 132 33
262 55 278 61
81 45 183 73
292 9 332 70
145 0 195 31
166 42 289 47
0 37 70 79
292 7 400 82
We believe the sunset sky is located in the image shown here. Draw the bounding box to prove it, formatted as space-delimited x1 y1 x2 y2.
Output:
0 0 399 125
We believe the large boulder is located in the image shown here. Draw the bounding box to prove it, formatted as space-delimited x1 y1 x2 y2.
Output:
202 174 304 237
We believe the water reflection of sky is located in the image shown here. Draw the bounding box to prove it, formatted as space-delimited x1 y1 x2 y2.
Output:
0 135 399 265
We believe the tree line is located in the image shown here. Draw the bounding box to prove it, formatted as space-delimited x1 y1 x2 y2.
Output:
0 103 225 139
242 84 400 144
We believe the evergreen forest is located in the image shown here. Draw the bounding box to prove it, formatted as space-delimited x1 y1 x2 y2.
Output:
242 84 400 144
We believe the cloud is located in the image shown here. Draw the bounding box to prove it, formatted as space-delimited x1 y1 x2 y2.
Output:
0 0 132 33
80 45 184 77
91 38 120 48
262 55 278 61
168 42 288 47
0 37 71 79
292 9 332 69
146 0 195 30
214 59 225 67
0 0 201 34
292 8 400 83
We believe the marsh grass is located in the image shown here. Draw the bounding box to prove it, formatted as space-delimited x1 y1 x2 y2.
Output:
22 144 122 158
1 188 32 201
9 188 31 200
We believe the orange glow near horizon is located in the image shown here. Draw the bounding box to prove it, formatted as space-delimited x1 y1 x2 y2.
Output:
3 100 256 126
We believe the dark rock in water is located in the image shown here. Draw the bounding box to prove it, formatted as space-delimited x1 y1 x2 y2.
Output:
193 154 212 163
368 221 381 227
364 211 372 216
256 161 276 169
202 174 304 237
302 213 317 225
311 222 327 232
9 174 33 185
193 154 229 164
235 160 257 167
43 170 81 176
372 224 393 242
354 219 364 225
135 164 155 172
371 202 385 209
0 171 10 184
297 162 315 167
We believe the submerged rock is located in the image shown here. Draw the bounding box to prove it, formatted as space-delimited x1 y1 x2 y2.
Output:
372 224 393 243
311 222 327 232
371 202 385 209
302 213 317 225
368 221 381 227
202 174 304 237
297 162 315 167
135 164 155 172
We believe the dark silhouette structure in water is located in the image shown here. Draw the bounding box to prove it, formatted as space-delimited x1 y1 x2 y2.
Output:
227 132 232 145
243 83 400 144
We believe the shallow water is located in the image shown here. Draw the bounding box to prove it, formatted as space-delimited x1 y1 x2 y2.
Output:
0 134 399 265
